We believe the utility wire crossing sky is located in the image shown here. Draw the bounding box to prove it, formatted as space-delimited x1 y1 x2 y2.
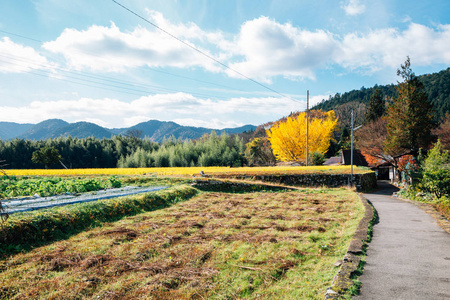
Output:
0 0 449 129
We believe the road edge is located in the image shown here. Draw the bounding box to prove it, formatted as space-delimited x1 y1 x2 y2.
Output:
324 193 375 299
395 195 450 234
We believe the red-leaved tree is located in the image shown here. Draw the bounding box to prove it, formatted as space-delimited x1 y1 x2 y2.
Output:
355 118 390 167
433 113 450 150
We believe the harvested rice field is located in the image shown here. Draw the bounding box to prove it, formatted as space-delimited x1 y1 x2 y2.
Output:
0 186 364 299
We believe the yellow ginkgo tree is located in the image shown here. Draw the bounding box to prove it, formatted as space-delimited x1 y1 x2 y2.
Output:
267 110 338 163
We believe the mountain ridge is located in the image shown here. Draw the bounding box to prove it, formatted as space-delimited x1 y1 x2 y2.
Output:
0 119 257 142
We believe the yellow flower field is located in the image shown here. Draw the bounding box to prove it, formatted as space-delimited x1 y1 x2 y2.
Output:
5 165 369 177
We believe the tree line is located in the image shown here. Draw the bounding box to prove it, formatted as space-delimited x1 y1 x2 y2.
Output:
117 132 246 168
0 132 247 169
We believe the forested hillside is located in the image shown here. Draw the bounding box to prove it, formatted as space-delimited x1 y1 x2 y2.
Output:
0 122 33 140
313 67 450 122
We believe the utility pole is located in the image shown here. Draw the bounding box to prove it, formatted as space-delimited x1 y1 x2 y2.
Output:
306 90 309 166
350 109 354 185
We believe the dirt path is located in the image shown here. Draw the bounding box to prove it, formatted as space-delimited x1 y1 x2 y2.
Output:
354 181 450 299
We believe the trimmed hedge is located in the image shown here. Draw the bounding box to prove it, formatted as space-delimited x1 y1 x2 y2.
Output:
193 179 292 193
0 185 198 258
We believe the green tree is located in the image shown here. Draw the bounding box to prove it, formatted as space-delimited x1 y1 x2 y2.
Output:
385 57 435 156
31 146 62 169
245 137 276 166
364 88 385 123
421 140 450 198
338 126 351 150
310 152 325 166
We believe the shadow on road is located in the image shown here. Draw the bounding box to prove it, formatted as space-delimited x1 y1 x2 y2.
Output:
365 180 400 196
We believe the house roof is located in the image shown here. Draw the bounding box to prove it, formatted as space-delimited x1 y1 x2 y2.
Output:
323 156 340 166
341 149 369 167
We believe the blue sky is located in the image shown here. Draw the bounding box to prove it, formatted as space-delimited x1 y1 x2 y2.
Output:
1 0 449 129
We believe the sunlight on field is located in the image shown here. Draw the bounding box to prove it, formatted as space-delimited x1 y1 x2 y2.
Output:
5 165 368 176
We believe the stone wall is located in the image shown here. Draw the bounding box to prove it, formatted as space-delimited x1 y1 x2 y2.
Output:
211 172 377 191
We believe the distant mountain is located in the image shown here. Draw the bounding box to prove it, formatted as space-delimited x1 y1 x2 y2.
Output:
0 119 257 142
52 122 114 139
17 119 69 140
0 122 33 139
119 120 256 142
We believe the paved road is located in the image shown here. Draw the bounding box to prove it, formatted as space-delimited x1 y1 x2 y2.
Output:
354 181 450 300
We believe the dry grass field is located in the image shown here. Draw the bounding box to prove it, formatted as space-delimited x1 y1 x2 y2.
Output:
0 185 363 299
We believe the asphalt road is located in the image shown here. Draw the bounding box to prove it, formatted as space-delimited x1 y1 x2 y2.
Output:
354 181 450 300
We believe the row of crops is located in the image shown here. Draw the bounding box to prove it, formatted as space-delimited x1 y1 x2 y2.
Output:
0 176 122 199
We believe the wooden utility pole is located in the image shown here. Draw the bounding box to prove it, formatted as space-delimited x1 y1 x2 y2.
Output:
306 90 309 166
350 109 354 185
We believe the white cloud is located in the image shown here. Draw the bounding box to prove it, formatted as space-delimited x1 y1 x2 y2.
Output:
39 9 450 83
228 17 337 82
341 0 366 16
310 94 332 107
173 118 244 129
43 17 223 73
0 37 53 73
336 23 450 72
0 93 301 129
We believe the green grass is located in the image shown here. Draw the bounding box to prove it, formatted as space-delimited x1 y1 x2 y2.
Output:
0 185 364 299
341 201 378 299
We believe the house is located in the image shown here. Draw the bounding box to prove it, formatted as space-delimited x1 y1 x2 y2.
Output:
340 149 399 181
340 149 369 167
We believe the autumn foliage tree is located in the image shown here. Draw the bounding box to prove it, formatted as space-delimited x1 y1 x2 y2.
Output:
267 110 337 163
433 113 450 150
355 118 388 167
397 154 420 185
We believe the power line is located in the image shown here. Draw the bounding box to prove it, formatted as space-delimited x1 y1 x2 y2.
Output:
110 0 302 103
0 53 233 100
0 54 306 109
0 26 305 106
0 57 219 99
0 29 270 99
0 29 42 43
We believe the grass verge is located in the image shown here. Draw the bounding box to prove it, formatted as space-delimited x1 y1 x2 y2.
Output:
0 186 364 299
341 201 378 299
